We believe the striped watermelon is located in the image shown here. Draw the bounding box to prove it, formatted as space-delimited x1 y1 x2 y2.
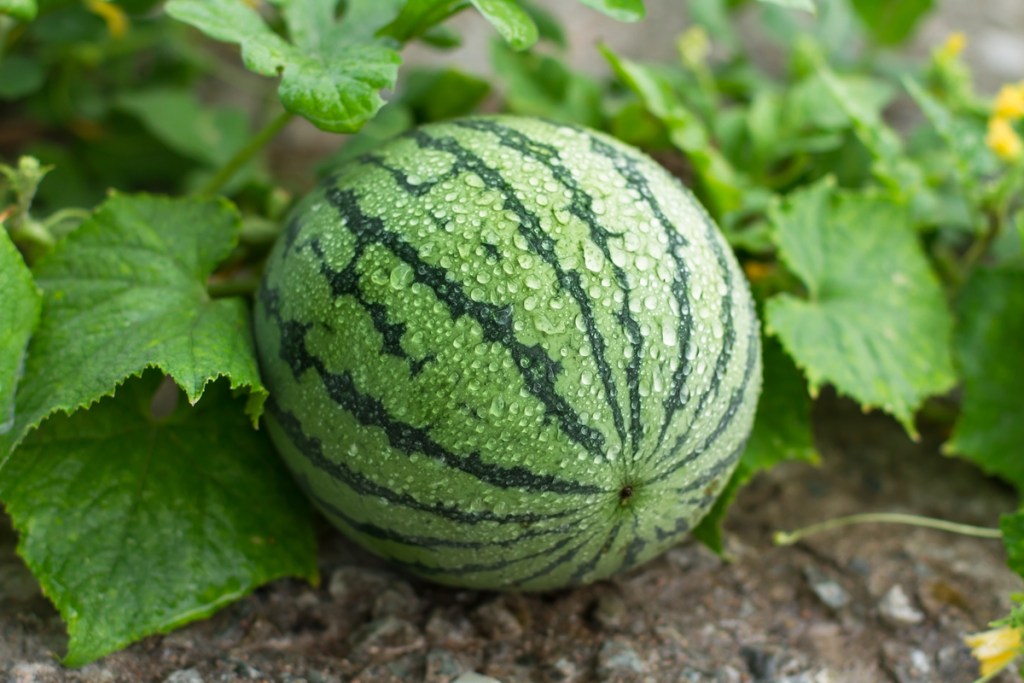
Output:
254 116 761 591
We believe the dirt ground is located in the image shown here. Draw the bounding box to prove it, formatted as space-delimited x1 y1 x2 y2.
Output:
2 394 1021 683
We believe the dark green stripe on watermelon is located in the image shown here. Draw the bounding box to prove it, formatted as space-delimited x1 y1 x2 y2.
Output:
453 118 646 462
405 128 627 459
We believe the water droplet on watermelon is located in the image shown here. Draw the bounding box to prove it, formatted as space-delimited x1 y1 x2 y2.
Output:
662 322 678 347
583 242 604 273
390 263 414 289
489 396 505 417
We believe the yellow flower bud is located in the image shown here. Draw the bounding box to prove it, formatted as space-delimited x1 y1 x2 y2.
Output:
938 32 967 60
987 116 1023 162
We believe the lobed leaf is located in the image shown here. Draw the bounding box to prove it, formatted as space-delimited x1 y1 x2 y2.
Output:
165 0 401 133
947 265 1024 491
693 336 819 552
0 373 317 666
1 194 266 461
765 181 956 436
0 230 41 440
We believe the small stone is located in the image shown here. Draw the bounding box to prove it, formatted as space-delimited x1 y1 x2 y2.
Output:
372 581 421 620
803 566 849 611
10 663 63 683
597 637 647 679
878 585 925 626
163 669 205 683
78 664 117 683
425 648 465 683
347 616 425 663
882 642 933 683
425 609 478 648
545 657 581 683
452 673 502 683
328 567 391 605
470 600 523 641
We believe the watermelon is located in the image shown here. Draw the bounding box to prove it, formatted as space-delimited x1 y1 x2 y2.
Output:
254 115 761 591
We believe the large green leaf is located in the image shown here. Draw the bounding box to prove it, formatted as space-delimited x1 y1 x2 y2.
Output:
1003 511 1024 579
165 0 401 133
765 181 956 436
850 0 932 45
0 373 317 666
1 195 266 460
0 0 36 20
947 265 1024 490
693 336 819 552
0 230 40 437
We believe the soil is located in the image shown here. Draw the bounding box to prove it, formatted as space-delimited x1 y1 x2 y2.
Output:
2 394 1021 683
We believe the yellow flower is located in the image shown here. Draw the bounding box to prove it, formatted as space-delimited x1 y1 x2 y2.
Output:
987 116 1023 162
995 83 1024 120
938 32 967 60
964 625 1022 677
84 0 129 39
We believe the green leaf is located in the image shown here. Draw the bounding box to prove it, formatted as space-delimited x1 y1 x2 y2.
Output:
765 181 956 436
757 0 815 12
693 336 819 552
491 39 603 128
0 55 45 100
402 67 491 122
601 44 745 219
947 265 1024 490
377 0 464 44
1003 511 1024 579
850 0 933 45
0 230 41 437
165 0 400 133
576 0 645 21
115 89 250 167
471 0 538 50
1 195 266 460
0 373 317 666
0 0 36 20
816 63 925 197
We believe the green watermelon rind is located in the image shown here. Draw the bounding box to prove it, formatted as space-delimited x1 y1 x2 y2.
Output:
254 115 761 591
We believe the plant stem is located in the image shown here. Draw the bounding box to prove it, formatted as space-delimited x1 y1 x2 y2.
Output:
207 275 261 299
199 110 294 197
773 512 1003 546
